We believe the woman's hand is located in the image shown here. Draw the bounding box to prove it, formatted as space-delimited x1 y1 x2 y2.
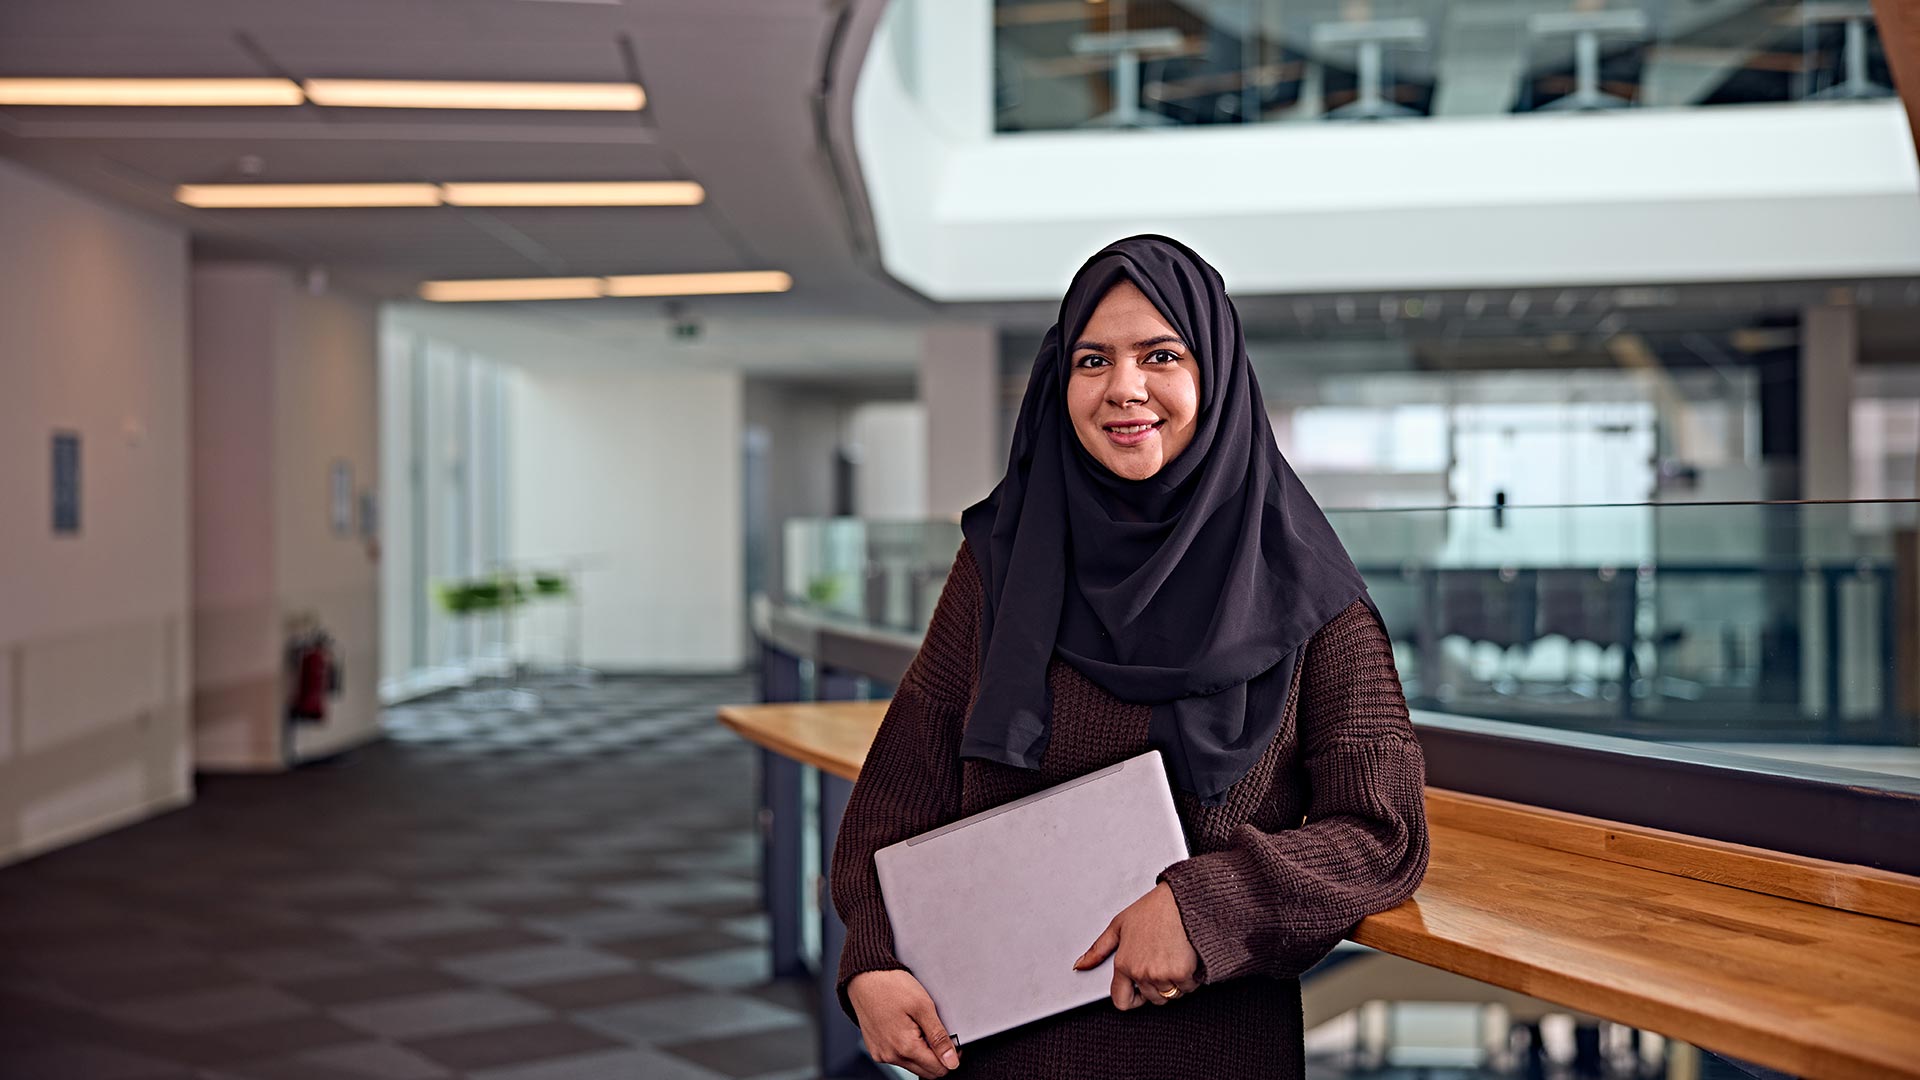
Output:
847 969 962 1077
1073 881 1200 1010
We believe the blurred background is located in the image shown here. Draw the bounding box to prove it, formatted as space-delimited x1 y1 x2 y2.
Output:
1 1 1917 1078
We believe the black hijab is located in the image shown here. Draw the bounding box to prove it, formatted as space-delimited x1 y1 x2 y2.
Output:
958 235 1377 804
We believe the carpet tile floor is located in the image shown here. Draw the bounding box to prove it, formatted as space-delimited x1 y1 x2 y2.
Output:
0 674 816 1080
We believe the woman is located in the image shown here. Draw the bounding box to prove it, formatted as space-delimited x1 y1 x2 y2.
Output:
830 235 1430 1079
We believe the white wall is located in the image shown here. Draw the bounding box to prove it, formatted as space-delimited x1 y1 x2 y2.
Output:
0 159 193 865
280 286 382 761
511 366 746 671
848 402 929 520
857 0 1920 300
192 265 382 770
190 266 282 769
920 324 1000 517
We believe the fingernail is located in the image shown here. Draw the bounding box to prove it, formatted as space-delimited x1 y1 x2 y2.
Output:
942 1050 960 1068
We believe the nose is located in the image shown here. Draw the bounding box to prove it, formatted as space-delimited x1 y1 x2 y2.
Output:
1105 359 1148 407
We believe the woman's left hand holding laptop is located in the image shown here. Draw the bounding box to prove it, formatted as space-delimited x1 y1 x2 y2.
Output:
1073 881 1201 1009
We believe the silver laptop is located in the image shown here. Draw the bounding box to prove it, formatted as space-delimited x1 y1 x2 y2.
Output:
872 749 1190 1048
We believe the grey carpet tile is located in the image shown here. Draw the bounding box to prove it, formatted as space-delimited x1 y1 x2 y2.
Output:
600 927 755 964
33 961 251 1005
383 926 562 960
740 977 815 1017
718 914 772 944
398 1019 625 1071
280 967 472 1008
661 1024 826 1079
0 673 806 1080
591 875 759 910
414 875 578 904
651 947 774 993
284 1041 452 1080
200 1059 377 1080
187 1014 370 1058
329 988 554 1041
653 847 758 878
509 969 692 1012
739 1068 821 1080
574 992 807 1045
435 943 636 988
247 872 407 903
523 905 702 943
0 1041 191 1080
327 904 504 940
103 985 316 1033
466 1045 731 1080
8 938 214 977
223 944 415 983
467 894 613 920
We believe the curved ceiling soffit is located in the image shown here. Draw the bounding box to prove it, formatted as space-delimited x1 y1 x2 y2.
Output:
812 0 939 311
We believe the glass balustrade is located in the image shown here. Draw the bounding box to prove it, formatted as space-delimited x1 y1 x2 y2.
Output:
778 500 1920 789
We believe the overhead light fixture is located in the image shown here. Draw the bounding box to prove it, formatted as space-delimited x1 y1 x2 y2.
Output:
419 277 607 303
602 271 792 297
439 181 703 206
419 270 792 302
176 183 443 208
303 79 644 111
176 180 702 209
0 77 303 106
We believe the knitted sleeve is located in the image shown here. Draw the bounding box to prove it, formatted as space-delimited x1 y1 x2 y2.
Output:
828 541 981 1023
1158 598 1431 984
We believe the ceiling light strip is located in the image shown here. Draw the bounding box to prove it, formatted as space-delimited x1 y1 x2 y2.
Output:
419 278 607 303
176 183 443 208
419 271 793 302
0 77 303 106
303 79 644 111
174 181 702 209
440 181 702 206
603 271 793 297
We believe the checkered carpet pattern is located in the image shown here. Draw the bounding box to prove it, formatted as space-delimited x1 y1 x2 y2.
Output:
0 673 816 1080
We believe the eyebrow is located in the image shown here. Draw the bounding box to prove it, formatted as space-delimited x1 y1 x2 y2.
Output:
1070 335 1186 354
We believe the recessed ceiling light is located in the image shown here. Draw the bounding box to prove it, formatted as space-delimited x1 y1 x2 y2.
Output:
0 77 303 106
419 277 607 302
602 271 792 297
303 79 644 111
439 181 703 206
175 183 443 208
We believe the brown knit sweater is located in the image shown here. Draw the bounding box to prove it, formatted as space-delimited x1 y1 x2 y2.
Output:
831 541 1430 1080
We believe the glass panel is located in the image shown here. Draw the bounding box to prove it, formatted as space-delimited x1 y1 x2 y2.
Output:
783 501 1920 790
990 0 1893 132
378 331 517 697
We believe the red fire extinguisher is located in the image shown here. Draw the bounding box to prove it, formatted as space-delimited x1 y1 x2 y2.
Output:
288 630 337 723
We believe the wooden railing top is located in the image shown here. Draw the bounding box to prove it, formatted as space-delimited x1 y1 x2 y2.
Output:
717 701 1920 1080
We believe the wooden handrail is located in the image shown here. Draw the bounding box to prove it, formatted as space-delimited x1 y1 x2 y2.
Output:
718 700 1920 1079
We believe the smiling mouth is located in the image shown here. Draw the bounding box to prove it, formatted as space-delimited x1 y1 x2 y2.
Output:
1103 419 1164 445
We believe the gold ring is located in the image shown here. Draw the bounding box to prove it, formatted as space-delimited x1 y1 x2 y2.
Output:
1159 986 1180 999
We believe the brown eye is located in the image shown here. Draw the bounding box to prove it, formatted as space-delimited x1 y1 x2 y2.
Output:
1147 350 1178 364
1076 355 1108 369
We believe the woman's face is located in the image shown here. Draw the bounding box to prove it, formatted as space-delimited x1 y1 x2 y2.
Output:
1067 281 1201 481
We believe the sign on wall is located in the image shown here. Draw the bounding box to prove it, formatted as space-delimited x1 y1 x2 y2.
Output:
51 431 80 536
331 461 353 537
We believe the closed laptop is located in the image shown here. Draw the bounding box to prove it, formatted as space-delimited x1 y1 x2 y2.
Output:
872 749 1190 1047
